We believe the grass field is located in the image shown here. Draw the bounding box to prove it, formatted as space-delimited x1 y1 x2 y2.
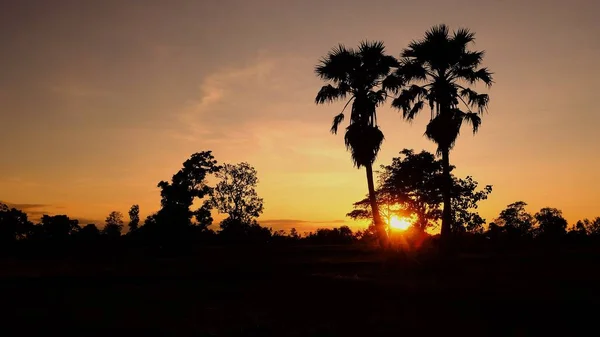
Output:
1 245 599 336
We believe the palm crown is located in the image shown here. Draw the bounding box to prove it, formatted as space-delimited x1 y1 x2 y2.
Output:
315 41 399 167
389 24 493 151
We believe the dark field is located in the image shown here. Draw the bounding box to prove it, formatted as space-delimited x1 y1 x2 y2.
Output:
2 245 599 336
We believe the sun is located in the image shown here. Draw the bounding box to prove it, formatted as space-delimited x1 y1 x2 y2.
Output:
389 216 412 231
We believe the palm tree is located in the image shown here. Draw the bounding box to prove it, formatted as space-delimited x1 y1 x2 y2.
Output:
315 41 398 247
388 24 493 239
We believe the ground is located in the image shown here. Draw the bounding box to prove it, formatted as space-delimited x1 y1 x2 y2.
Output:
1 244 598 336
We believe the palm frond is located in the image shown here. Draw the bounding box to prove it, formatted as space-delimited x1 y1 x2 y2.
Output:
315 84 347 104
462 111 481 133
330 113 345 134
452 27 476 47
458 50 484 68
391 84 428 119
314 44 356 83
425 24 451 42
369 89 388 107
381 74 404 94
344 124 385 168
456 67 493 86
398 58 428 82
459 88 489 113
405 101 425 120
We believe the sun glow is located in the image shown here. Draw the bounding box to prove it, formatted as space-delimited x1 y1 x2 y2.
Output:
389 216 412 231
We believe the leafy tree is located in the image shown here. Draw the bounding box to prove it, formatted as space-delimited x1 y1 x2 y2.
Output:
570 217 600 236
290 227 300 239
213 162 264 225
306 226 355 244
534 207 568 239
349 149 491 234
40 215 80 239
347 188 408 227
0 203 32 242
219 218 271 241
494 201 535 238
78 224 101 240
128 204 140 232
103 211 124 238
315 41 399 247
193 201 214 231
450 176 492 234
380 149 444 232
389 24 493 239
155 151 220 231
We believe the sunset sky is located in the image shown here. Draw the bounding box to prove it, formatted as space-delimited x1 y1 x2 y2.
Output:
1 0 599 232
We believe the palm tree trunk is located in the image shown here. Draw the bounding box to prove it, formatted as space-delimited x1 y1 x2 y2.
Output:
365 163 388 248
440 148 452 240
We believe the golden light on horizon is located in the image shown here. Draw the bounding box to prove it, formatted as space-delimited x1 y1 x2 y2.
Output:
389 215 412 231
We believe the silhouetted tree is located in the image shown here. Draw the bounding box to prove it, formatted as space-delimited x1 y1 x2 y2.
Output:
213 162 264 228
349 149 491 234
0 203 32 242
290 228 300 240
78 224 101 240
315 41 399 247
570 217 600 236
154 151 220 233
450 176 492 234
494 201 535 239
389 24 493 239
193 201 214 231
219 218 271 242
128 204 140 232
535 207 568 239
380 149 444 232
103 211 124 238
40 215 80 240
306 226 355 244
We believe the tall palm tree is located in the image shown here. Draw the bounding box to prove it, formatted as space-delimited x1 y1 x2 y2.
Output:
315 41 398 247
388 24 493 239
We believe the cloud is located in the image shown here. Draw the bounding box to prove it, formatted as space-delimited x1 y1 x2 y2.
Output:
172 54 320 144
0 200 60 222
0 201 50 211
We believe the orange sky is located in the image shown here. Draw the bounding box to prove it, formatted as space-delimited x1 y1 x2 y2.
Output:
1 0 599 232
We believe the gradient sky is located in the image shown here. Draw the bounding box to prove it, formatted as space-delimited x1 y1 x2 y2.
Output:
1 0 599 232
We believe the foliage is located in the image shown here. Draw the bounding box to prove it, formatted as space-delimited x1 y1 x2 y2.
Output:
0 203 32 242
305 226 355 244
534 207 568 239
212 162 264 225
493 201 535 238
219 218 272 242
103 211 124 238
380 149 444 232
388 24 493 239
128 204 140 232
315 40 399 246
41 215 80 240
450 176 492 234
78 224 101 240
155 151 220 230
570 217 600 236
349 149 491 234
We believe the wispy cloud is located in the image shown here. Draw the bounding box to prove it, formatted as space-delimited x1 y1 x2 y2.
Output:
173 54 319 144
0 200 59 221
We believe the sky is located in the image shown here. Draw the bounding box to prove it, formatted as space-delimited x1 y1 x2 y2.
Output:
1 0 599 232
